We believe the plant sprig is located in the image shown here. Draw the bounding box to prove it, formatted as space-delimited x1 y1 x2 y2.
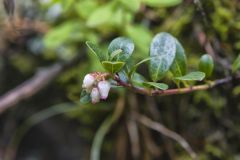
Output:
81 32 240 104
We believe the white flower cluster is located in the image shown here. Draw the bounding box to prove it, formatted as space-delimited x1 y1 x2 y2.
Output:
82 74 111 103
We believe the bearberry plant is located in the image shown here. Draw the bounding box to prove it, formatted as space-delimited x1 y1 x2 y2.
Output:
80 32 217 104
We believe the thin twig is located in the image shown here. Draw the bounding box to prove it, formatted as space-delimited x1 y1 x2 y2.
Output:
136 113 197 159
0 55 83 114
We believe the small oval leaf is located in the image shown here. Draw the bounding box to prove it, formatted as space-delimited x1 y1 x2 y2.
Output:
149 32 176 81
102 61 125 74
108 37 134 62
143 82 169 90
170 39 187 77
198 54 214 78
86 41 107 62
174 71 205 81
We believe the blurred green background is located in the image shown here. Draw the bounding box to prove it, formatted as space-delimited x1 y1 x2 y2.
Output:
0 0 240 159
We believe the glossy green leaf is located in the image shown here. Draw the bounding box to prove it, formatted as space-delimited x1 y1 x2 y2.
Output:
102 61 125 74
143 82 169 90
174 71 206 81
80 90 91 104
232 54 240 73
199 54 214 78
86 41 107 62
149 32 176 81
170 39 187 77
108 37 134 62
141 0 182 7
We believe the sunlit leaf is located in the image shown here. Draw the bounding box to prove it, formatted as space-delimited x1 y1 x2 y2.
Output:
174 71 205 81
149 32 176 81
102 61 125 73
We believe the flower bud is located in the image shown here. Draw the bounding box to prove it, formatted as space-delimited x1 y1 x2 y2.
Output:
91 87 100 104
98 81 111 99
82 74 95 89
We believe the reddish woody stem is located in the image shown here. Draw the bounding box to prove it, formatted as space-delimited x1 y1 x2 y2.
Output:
114 74 239 96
